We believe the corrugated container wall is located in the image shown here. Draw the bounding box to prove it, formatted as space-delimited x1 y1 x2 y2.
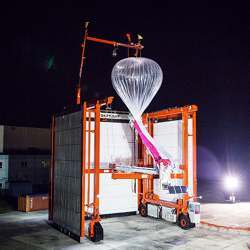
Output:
53 111 82 236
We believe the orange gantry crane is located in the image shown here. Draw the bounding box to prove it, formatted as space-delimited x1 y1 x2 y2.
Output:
112 105 199 230
49 24 200 243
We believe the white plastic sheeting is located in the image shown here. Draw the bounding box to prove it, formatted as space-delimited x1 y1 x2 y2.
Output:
85 173 137 215
112 57 176 174
153 118 195 201
112 57 162 120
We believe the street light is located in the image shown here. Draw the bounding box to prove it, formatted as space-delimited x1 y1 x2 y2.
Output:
223 175 239 203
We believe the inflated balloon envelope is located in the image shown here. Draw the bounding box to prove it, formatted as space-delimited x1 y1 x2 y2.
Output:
111 57 176 175
112 57 162 119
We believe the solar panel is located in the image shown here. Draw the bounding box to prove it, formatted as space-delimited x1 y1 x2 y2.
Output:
162 185 188 194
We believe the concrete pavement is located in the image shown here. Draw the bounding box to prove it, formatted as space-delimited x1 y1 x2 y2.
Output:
0 210 250 249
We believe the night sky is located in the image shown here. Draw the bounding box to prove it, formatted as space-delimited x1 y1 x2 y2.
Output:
1 3 249 180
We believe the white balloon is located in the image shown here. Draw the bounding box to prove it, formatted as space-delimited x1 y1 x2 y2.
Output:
111 57 175 171
111 57 163 119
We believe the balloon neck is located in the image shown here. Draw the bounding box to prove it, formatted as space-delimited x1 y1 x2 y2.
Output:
131 114 143 121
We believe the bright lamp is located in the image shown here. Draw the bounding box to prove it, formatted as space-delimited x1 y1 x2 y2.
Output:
224 175 239 191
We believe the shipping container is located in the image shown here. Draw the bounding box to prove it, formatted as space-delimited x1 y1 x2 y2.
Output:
18 194 48 212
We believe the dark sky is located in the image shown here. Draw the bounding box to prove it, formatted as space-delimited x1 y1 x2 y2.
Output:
1 3 249 179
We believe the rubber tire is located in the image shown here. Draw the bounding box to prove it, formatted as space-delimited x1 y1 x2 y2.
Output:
89 222 104 242
139 204 147 217
178 214 193 230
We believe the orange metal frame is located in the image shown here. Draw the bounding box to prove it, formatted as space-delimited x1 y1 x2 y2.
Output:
80 98 113 239
49 99 104 238
112 105 198 216
80 101 100 238
86 36 143 50
50 24 199 240
50 102 197 239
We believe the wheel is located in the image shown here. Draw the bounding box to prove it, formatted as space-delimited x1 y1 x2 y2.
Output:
139 204 147 217
178 214 194 230
88 222 104 242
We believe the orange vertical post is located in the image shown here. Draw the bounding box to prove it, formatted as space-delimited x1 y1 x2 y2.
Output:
142 179 147 200
87 111 91 207
80 102 87 238
192 112 197 199
93 102 101 217
182 110 189 187
76 23 89 105
147 117 154 193
137 178 142 208
142 116 147 166
147 117 154 166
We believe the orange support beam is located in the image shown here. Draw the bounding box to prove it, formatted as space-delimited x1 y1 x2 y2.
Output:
87 111 91 208
86 36 144 50
170 173 183 179
147 116 154 166
77 25 88 105
93 102 101 218
112 172 153 180
182 110 189 187
192 112 197 199
147 105 198 119
86 96 114 110
137 178 142 208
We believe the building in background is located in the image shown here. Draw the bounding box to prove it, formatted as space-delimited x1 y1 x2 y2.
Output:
0 125 50 153
0 155 8 189
0 126 50 194
2 154 50 194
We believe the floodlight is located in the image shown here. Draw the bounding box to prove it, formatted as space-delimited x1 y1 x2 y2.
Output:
224 175 239 191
